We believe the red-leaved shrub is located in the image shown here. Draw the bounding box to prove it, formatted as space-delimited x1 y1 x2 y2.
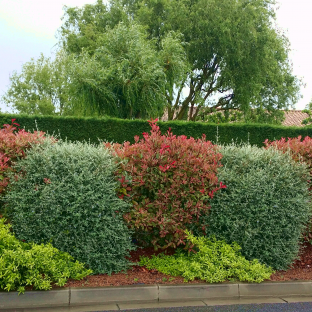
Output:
0 119 48 196
264 136 312 175
106 119 225 250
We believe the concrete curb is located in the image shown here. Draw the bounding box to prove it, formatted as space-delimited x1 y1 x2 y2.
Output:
1 282 312 309
0 288 70 309
70 285 158 306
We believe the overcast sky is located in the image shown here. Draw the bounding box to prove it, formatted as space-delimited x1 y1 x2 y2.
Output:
1 0 312 113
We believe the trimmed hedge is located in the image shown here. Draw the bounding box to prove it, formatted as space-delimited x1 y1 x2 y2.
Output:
5 140 135 275
1 113 312 146
191 144 312 270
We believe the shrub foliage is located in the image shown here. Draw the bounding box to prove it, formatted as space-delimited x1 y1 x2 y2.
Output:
193 145 311 270
139 231 273 283
5 141 135 274
0 119 48 201
108 119 225 250
0 219 92 294
264 136 312 241
264 135 312 181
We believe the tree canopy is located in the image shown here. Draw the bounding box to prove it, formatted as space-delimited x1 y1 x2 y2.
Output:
2 53 72 116
65 23 188 118
2 0 301 122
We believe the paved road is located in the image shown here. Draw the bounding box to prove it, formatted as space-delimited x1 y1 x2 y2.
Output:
104 302 312 311
4 300 312 312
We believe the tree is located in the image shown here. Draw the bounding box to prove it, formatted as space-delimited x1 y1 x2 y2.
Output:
59 0 301 121
65 23 188 119
123 0 301 120
302 99 312 125
3 9 187 119
4 0 301 122
196 107 285 125
58 1 189 119
1 52 74 116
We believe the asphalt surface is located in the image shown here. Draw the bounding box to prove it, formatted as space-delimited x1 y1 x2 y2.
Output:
3 302 312 312
98 302 312 312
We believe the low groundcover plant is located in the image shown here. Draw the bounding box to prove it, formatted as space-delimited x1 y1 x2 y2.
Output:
139 230 274 283
0 219 92 294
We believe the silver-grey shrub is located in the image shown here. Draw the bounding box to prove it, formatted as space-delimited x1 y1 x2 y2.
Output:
193 144 311 270
5 141 135 274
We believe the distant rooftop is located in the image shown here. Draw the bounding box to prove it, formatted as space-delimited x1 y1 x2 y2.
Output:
283 110 309 127
161 109 310 127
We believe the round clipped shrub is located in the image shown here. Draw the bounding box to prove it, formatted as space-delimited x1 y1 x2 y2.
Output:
264 136 312 242
0 218 92 294
5 141 135 274
108 119 225 250
192 144 311 270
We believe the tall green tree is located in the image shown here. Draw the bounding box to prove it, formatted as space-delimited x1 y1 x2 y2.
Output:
59 0 301 121
3 5 188 119
1 52 73 116
58 1 189 119
65 23 188 119
3 0 301 122
122 0 301 120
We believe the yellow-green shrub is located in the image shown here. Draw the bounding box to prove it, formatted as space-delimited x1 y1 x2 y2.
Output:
139 231 273 283
0 219 92 294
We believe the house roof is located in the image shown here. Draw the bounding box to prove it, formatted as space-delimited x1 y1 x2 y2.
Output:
161 109 310 127
283 110 309 127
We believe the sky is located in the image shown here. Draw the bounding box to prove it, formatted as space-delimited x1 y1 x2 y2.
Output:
0 0 312 113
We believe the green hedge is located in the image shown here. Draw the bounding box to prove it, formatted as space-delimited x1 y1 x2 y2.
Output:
1 113 312 146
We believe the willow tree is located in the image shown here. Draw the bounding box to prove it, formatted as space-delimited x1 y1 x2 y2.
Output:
64 23 188 118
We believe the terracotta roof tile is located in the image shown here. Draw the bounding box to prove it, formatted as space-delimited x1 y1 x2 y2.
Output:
283 110 309 127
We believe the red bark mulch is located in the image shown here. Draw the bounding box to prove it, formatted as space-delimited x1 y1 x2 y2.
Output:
64 242 312 289
270 242 312 281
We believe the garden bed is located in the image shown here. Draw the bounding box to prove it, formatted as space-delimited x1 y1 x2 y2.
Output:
62 243 312 288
